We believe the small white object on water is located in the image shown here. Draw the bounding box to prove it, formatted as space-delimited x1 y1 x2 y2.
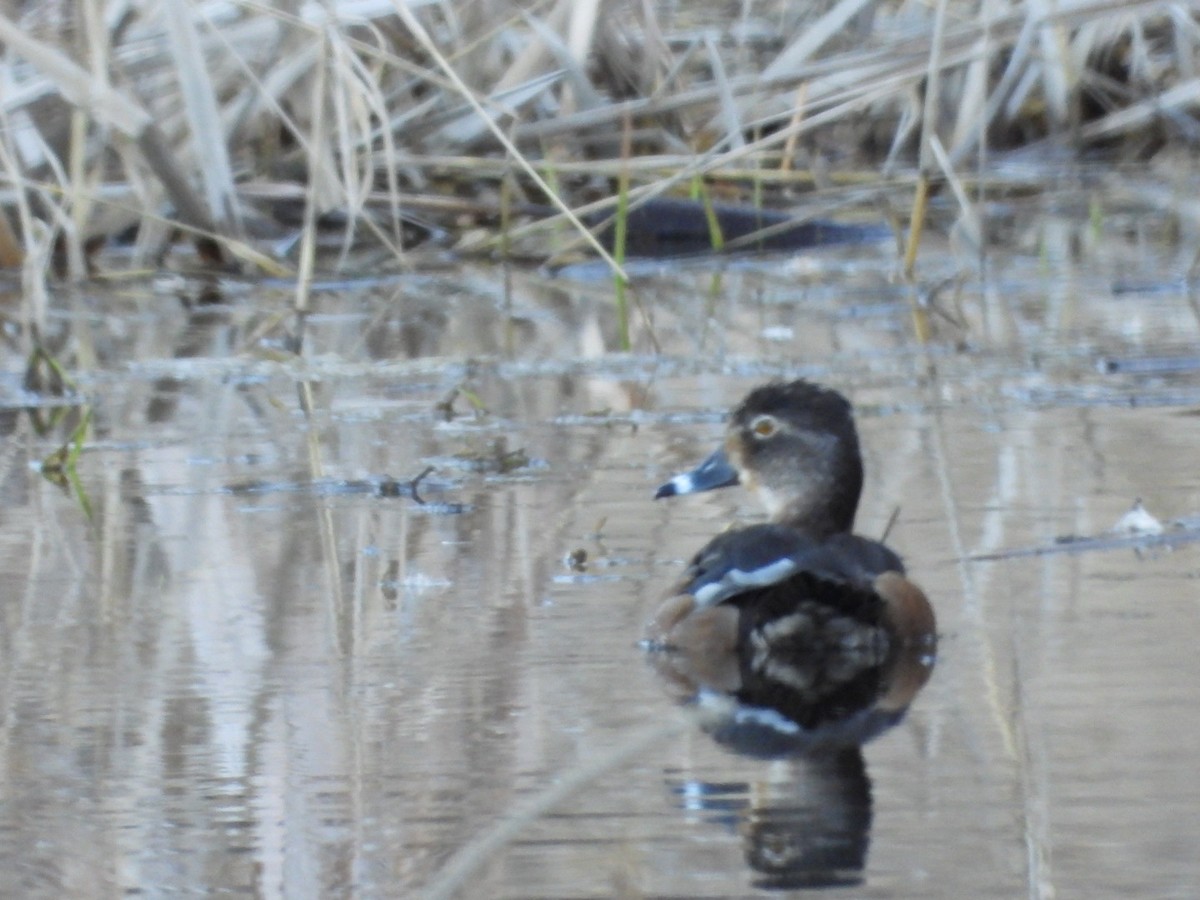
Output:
781 256 824 277
760 325 794 341
1111 499 1164 535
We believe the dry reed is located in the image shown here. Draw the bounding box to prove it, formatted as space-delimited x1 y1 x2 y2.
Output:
0 0 1196 280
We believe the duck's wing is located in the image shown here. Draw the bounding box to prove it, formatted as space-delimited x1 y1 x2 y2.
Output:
676 524 821 608
676 525 903 609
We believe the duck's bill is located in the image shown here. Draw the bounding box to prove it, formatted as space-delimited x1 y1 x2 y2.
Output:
655 447 739 498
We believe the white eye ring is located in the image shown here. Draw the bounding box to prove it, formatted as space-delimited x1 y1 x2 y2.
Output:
750 415 779 438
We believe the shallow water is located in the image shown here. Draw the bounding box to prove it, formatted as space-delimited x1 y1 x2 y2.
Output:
2 190 1200 898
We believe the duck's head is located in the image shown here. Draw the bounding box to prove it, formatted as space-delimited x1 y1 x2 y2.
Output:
657 380 864 538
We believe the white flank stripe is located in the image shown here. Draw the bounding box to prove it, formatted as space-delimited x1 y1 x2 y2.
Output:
693 557 799 606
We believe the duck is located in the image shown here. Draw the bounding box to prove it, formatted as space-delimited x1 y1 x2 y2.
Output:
644 379 936 745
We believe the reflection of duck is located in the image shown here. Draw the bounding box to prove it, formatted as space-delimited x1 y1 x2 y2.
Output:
670 747 873 889
645 379 937 751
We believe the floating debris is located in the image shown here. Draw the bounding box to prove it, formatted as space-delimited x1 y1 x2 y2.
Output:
1111 499 1165 536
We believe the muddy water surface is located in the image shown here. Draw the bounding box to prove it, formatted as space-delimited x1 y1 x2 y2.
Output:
2 193 1200 898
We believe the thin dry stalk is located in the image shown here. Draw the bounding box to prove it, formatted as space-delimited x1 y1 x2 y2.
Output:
948 0 998 155
162 0 242 234
779 83 809 173
0 129 43 332
294 28 329 316
902 0 950 308
695 40 738 155
928 133 981 252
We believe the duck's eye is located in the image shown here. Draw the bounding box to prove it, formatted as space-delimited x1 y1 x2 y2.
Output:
750 415 779 438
